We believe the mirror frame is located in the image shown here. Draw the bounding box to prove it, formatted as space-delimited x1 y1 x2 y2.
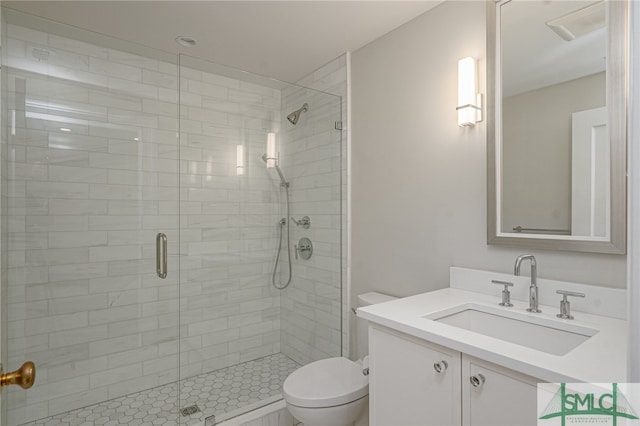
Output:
487 0 628 254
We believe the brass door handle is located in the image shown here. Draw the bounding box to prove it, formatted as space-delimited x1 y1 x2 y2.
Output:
0 361 36 391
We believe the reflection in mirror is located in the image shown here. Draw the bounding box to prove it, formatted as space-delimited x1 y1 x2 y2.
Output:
501 1 607 237
487 0 627 254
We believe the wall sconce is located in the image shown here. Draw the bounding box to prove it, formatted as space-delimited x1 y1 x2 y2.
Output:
236 145 245 176
266 132 277 168
457 57 482 127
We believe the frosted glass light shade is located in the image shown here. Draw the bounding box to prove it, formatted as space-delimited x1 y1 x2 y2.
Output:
266 132 277 168
457 57 482 127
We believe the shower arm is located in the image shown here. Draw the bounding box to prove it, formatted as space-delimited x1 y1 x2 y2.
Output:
274 165 289 188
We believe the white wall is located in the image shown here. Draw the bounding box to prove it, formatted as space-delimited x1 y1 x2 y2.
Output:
350 0 626 314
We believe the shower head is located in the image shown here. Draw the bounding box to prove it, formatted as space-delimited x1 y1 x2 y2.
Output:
286 103 309 125
261 154 289 187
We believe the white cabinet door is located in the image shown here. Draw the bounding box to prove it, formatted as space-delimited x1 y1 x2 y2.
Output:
462 355 539 426
369 325 461 426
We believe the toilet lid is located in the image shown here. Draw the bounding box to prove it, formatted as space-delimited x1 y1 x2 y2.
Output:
283 357 369 408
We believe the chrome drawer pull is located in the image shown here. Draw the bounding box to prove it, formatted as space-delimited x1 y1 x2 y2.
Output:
433 360 448 373
470 374 485 388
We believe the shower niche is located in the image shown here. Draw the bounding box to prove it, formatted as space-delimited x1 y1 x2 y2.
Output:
0 10 343 425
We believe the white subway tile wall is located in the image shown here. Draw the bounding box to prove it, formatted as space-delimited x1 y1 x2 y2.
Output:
3 22 344 425
177 57 285 383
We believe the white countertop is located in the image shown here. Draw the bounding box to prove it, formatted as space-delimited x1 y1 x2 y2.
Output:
358 287 628 383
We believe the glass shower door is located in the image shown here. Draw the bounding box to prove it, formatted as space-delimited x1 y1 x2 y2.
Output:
0 10 180 425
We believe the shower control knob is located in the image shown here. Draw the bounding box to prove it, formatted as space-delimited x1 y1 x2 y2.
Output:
295 238 313 260
291 216 311 229
433 360 448 373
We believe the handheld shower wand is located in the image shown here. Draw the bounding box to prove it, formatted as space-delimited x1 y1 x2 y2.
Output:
261 154 292 290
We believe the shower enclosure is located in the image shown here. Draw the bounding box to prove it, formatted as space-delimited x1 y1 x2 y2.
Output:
0 9 343 426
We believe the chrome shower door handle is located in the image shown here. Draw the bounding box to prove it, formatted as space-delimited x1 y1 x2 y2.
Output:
156 233 167 279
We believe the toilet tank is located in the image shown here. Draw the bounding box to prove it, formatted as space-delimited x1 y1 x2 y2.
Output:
356 292 397 360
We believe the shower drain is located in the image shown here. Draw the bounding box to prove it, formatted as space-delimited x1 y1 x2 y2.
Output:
180 404 201 416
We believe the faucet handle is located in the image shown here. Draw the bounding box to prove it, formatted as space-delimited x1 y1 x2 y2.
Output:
491 280 514 307
556 290 585 320
492 280 513 287
556 290 585 298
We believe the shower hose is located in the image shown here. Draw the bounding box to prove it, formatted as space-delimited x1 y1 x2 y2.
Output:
271 185 292 290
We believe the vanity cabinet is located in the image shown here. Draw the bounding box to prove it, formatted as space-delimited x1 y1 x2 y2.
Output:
369 325 540 426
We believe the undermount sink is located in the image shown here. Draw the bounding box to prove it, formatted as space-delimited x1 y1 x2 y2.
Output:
424 303 598 356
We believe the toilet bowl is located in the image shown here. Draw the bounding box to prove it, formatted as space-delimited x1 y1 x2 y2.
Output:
282 292 397 426
283 357 368 426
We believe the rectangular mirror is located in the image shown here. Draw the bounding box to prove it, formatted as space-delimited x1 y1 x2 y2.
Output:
487 0 627 254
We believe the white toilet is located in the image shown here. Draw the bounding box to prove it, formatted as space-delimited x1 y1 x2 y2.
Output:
283 292 397 426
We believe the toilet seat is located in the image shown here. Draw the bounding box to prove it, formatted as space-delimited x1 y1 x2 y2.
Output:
283 357 369 408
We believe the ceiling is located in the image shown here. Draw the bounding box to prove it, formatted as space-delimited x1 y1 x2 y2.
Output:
501 0 606 97
3 1 443 83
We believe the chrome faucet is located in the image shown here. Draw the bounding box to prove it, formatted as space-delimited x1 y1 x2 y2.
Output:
514 254 541 313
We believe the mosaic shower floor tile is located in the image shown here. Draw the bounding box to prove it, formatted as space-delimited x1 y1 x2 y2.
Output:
24 353 300 426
